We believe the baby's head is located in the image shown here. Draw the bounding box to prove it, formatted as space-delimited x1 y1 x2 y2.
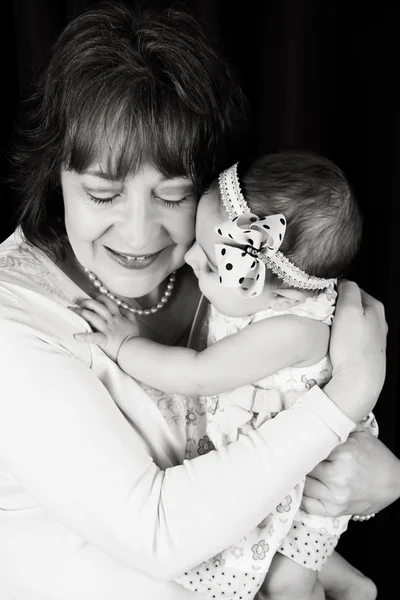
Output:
185 150 362 317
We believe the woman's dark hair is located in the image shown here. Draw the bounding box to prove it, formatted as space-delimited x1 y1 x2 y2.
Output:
240 150 362 280
11 1 250 260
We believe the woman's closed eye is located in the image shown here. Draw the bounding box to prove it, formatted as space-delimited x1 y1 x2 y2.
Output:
87 193 121 205
153 194 189 208
86 193 190 207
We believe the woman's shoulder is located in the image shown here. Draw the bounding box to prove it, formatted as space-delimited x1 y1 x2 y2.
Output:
0 229 72 302
0 229 91 365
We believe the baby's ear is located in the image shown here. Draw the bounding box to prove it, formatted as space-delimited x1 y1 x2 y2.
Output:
269 287 307 311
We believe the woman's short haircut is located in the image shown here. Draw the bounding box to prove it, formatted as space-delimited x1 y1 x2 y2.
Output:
11 2 250 259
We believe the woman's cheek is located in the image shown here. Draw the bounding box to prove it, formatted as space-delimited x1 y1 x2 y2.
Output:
65 203 112 243
172 204 197 245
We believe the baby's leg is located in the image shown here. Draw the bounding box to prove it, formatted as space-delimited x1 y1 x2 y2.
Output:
262 553 324 600
177 562 265 599
318 551 377 600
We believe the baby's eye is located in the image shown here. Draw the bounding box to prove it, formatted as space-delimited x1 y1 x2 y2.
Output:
203 262 217 275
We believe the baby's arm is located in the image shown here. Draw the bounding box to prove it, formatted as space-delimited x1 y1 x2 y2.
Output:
73 297 328 396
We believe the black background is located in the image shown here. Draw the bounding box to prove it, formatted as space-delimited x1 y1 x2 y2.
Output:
1 1 398 596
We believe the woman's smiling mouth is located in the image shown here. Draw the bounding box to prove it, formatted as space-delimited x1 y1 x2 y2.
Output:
104 246 163 269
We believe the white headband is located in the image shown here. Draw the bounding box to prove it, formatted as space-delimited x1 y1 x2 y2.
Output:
214 163 336 296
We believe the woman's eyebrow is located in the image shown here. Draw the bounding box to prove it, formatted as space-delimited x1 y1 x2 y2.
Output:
83 172 194 189
157 179 194 191
84 169 119 181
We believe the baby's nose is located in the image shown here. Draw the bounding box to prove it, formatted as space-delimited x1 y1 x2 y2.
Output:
184 242 200 270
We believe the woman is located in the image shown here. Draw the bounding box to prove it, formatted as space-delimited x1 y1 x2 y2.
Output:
0 3 394 599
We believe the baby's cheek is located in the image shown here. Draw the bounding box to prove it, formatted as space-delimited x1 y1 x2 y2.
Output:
198 274 213 298
201 276 224 308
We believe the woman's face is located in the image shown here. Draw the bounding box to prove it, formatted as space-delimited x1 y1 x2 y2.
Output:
61 162 197 298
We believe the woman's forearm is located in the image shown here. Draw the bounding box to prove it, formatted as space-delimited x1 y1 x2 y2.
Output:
1 326 353 582
323 376 377 424
325 281 387 423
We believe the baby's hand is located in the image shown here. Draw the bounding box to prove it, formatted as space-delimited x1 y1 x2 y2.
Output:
70 295 139 362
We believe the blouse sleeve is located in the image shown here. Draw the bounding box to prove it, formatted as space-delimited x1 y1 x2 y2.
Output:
0 320 354 582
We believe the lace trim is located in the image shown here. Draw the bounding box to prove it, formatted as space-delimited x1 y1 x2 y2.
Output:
136 381 187 427
0 242 71 302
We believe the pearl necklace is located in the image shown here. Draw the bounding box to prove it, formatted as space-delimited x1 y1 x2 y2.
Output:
84 268 176 316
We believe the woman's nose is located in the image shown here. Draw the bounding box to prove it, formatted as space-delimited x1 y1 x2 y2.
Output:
119 194 160 251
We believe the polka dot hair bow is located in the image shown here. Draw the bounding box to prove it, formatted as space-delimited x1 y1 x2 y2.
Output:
215 162 337 293
214 212 286 297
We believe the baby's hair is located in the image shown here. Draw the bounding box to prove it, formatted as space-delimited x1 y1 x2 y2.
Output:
239 150 362 281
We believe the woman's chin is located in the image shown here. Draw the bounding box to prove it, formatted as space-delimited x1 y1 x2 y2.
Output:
100 264 178 301
101 278 163 302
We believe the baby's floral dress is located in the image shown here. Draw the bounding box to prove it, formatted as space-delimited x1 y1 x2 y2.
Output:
177 289 378 599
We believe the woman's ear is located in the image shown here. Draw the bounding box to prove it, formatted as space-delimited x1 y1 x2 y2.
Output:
269 287 307 311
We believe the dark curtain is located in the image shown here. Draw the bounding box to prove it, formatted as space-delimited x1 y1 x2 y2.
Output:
1 0 399 596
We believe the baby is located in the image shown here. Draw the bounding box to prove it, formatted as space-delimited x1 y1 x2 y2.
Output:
72 150 378 600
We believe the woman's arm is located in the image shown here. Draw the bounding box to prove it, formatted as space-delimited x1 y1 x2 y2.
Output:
323 281 387 423
0 340 352 581
0 281 386 581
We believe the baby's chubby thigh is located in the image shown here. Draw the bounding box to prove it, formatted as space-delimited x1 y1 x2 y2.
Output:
261 553 322 600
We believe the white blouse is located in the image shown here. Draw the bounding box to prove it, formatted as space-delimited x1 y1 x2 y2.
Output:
0 229 354 600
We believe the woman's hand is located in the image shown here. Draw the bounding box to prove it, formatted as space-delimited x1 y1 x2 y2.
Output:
324 280 387 422
301 426 400 517
70 296 139 363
